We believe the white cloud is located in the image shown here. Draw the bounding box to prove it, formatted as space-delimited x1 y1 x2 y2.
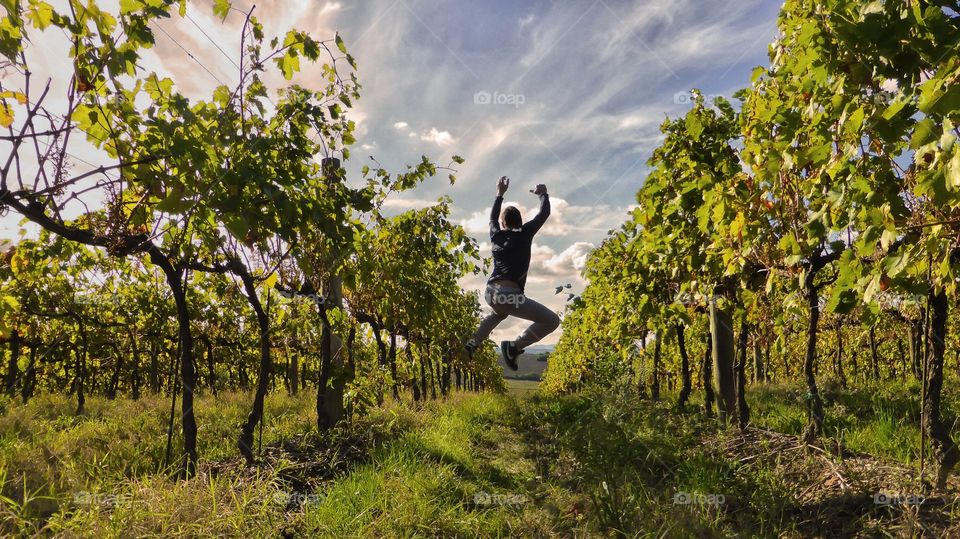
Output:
393 121 409 130
531 241 594 277
420 127 455 147
382 197 436 210
320 2 343 16
519 13 536 30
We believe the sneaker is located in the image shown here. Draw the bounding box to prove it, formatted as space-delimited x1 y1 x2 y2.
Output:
500 341 522 371
464 339 477 359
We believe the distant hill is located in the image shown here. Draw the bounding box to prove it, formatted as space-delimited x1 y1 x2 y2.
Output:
498 351 549 381
523 344 555 354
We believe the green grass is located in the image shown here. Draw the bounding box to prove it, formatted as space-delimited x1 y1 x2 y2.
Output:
0 390 416 537
1 380 958 537
503 378 539 396
746 381 929 465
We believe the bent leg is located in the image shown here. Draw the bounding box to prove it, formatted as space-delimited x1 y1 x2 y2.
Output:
470 310 508 345
510 296 561 350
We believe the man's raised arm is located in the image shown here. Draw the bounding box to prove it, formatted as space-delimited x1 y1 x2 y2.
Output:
524 184 550 234
489 194 503 236
490 176 509 237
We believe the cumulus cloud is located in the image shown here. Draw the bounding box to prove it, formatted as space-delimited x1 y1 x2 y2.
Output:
532 241 595 277
420 127 455 147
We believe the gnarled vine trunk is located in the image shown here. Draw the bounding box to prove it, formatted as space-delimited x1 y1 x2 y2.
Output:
150 249 197 477
236 265 271 465
801 274 824 445
703 332 714 418
676 323 691 411
734 320 749 430
923 290 959 488
709 302 736 422
651 331 661 401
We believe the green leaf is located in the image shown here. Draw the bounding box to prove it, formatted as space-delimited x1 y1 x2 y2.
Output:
861 1 883 16
120 0 141 15
947 148 960 191
277 53 299 80
224 217 249 240
826 288 857 314
213 85 231 107
910 119 936 149
335 33 347 54
881 98 907 121
685 113 703 140
844 107 864 137
213 0 230 21
27 1 54 30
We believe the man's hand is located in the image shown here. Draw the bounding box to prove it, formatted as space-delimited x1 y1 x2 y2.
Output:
496 176 509 196
530 183 547 196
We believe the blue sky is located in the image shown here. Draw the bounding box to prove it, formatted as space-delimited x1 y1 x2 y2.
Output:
324 0 782 343
3 0 783 344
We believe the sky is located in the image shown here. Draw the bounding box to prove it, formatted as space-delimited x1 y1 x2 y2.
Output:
1 0 784 345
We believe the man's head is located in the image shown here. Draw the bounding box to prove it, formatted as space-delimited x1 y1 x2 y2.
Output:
501 206 522 229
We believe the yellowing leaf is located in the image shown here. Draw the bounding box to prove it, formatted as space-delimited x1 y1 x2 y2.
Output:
213 0 231 21
263 271 278 290
0 102 12 128
0 91 26 104
947 148 960 191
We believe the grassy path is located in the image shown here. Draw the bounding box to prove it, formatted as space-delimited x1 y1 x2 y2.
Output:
297 391 568 537
298 384 960 538
297 386 718 537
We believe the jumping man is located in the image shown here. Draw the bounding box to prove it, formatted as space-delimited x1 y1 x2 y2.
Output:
465 176 561 370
